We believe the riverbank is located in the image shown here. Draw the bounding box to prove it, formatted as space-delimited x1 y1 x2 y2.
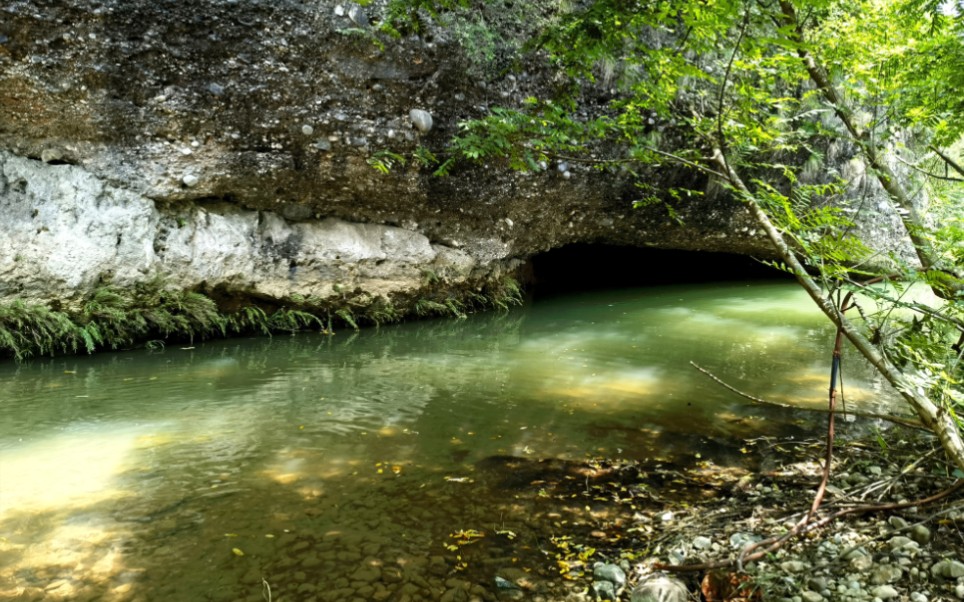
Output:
476 427 964 602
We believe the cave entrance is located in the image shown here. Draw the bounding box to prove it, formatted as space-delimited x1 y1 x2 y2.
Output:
525 243 790 299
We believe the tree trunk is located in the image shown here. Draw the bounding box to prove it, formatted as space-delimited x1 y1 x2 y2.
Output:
711 148 964 473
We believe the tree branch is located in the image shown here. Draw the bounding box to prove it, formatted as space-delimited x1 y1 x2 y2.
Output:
895 153 964 182
777 0 953 283
930 144 964 178
709 144 964 473
689 361 924 430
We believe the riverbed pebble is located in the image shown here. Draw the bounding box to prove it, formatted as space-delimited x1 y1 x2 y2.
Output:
593 563 626 590
931 559 964 579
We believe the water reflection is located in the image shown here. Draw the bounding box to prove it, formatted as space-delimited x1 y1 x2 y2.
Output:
0 282 905 600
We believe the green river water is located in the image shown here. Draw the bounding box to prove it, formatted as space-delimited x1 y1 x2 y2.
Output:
0 282 901 601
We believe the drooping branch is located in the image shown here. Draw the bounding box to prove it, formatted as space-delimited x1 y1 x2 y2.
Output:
930 144 964 179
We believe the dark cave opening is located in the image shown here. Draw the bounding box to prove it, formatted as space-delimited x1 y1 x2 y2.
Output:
525 244 791 299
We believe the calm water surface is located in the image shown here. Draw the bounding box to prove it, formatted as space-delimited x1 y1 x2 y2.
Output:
0 282 901 601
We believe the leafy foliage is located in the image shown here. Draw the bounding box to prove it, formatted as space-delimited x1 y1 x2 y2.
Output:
384 0 964 465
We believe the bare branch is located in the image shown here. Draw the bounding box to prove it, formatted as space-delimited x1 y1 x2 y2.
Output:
930 144 964 178
689 361 924 429
895 153 964 182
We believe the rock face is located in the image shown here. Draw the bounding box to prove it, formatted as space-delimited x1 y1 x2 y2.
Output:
0 151 488 305
0 0 908 317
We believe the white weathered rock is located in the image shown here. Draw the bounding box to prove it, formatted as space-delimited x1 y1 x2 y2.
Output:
409 109 433 133
0 152 488 306
593 563 626 591
909 525 931 544
781 560 808 574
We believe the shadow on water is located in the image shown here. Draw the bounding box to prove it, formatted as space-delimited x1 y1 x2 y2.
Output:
0 282 903 600
0 431 798 602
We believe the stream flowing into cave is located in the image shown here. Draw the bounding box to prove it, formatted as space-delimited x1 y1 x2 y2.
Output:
0 281 903 601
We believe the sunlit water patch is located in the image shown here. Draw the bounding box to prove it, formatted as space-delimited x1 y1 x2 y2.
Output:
0 282 906 600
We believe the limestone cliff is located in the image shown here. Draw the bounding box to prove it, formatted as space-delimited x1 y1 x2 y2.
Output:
0 0 909 346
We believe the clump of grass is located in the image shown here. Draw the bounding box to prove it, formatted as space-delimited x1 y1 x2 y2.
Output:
80 282 227 350
0 300 86 360
227 306 271 336
365 298 402 327
267 308 327 333
335 308 359 331
0 273 527 361
0 282 334 361
484 276 524 311
414 298 449 317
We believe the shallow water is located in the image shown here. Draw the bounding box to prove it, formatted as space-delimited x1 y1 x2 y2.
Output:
0 282 901 601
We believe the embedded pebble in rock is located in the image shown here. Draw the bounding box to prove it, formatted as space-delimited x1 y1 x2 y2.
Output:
348 4 369 27
182 174 199 187
629 575 690 602
409 109 433 133
41 148 63 163
931 559 964 579
301 124 314 136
